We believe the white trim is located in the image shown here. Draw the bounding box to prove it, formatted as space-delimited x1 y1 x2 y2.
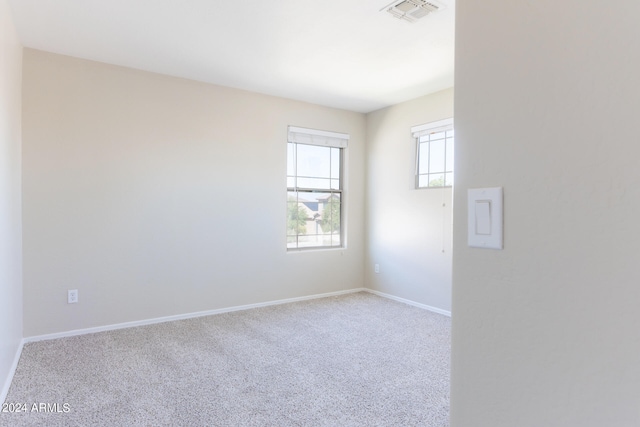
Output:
1 339 24 404
24 288 367 343
364 289 452 317
288 126 349 148
411 117 453 138
4 287 446 401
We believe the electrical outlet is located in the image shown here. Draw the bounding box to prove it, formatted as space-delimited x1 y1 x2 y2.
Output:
68 289 78 304
375 263 380 274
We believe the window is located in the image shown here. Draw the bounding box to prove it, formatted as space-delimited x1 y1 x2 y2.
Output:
287 126 348 250
412 118 454 188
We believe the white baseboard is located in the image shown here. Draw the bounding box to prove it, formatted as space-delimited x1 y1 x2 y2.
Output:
1 338 24 404
21 286 448 345
7 287 444 402
364 289 452 317
24 288 368 344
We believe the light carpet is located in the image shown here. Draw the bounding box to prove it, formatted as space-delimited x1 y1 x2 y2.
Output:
0 292 450 426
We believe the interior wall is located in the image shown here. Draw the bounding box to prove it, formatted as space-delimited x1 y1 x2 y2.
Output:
365 88 453 313
0 0 23 398
451 1 640 426
22 49 366 337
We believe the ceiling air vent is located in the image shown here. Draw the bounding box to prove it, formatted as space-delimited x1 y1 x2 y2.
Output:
381 0 444 23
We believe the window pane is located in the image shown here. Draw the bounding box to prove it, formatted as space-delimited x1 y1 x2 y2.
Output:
415 122 453 189
287 138 343 249
445 138 454 172
429 139 445 173
287 142 295 178
430 131 446 141
445 172 454 187
419 142 429 175
428 173 445 187
287 192 309 242
296 235 317 248
331 147 341 182
297 144 331 181
321 231 341 247
286 190 341 249
297 177 331 190
318 193 340 236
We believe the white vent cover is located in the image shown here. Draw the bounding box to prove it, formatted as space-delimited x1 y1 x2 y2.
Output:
380 0 444 23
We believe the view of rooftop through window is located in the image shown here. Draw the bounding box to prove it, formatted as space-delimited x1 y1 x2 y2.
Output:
287 134 344 250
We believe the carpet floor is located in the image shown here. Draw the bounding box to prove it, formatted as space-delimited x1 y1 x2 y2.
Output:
0 292 450 426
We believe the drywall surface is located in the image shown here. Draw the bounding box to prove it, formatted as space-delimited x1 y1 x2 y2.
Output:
451 1 640 426
22 49 366 337
0 0 23 399
365 89 453 313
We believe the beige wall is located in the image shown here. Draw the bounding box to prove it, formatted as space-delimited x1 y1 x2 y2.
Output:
22 49 366 337
365 89 453 312
451 1 640 426
0 0 23 399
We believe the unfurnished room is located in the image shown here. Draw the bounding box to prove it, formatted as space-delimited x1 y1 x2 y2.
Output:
1 0 640 426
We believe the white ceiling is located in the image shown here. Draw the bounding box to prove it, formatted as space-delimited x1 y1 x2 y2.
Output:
8 0 455 113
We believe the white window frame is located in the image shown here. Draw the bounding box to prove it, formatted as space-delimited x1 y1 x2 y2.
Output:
287 126 349 251
412 118 454 189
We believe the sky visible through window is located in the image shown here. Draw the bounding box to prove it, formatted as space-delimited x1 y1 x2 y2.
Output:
287 142 342 249
417 129 454 188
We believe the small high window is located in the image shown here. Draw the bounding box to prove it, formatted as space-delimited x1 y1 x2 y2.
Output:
287 126 348 250
412 118 454 188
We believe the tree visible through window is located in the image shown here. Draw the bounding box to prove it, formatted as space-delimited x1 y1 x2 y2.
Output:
413 118 454 188
287 126 348 250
